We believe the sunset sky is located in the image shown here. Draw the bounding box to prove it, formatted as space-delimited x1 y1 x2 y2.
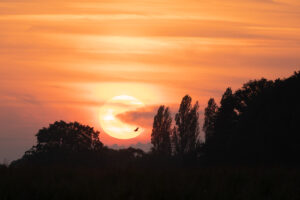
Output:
1 0 300 161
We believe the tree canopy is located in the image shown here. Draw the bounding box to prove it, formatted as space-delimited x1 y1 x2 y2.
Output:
203 71 300 163
172 95 201 156
203 98 218 144
151 106 172 156
26 121 103 156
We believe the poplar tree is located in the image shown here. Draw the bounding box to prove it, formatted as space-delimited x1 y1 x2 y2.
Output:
203 98 218 144
151 106 172 156
172 95 200 155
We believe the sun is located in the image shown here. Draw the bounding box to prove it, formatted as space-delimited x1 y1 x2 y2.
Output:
99 95 144 139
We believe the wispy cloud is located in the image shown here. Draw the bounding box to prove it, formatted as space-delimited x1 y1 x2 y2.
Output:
1 0 300 161
116 105 159 128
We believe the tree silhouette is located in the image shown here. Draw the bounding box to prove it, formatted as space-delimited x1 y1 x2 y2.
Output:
205 88 238 159
235 79 274 115
230 72 300 162
9 71 300 168
28 121 103 155
202 71 300 163
215 88 238 134
172 95 201 156
203 98 218 144
151 106 172 156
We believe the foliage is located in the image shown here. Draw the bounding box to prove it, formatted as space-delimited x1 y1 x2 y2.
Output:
172 95 201 156
31 121 103 154
204 71 300 163
203 98 218 143
229 71 300 163
12 121 104 166
151 106 172 156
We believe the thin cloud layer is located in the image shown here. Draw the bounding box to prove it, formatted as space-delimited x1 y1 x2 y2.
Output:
116 105 159 129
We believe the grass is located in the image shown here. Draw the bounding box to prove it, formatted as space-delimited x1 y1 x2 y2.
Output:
0 165 300 200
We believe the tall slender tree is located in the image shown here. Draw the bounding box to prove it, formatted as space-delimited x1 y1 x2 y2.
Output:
206 88 237 158
151 106 172 156
172 95 200 155
215 87 238 134
203 98 218 144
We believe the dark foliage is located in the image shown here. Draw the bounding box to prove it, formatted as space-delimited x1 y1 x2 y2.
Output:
11 121 105 167
230 71 300 163
203 98 218 144
204 88 238 160
151 106 172 156
34 120 103 153
172 95 201 157
204 71 300 164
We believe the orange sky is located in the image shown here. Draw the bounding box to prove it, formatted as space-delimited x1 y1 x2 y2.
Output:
0 0 300 161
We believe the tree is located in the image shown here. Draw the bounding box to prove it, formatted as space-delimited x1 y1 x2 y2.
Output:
172 95 200 156
151 106 172 156
204 88 238 160
235 79 274 115
230 72 300 162
31 120 103 154
215 88 238 134
203 98 218 144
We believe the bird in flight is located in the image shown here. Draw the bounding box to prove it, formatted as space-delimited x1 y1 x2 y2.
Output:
134 127 139 132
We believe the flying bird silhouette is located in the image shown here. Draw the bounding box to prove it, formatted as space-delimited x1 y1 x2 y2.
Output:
134 127 139 132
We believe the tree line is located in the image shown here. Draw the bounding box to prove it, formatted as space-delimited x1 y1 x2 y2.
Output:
152 71 300 164
151 95 201 157
11 71 300 167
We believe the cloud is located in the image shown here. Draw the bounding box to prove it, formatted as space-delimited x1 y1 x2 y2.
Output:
116 103 204 129
0 83 107 108
116 105 159 129
1 14 275 40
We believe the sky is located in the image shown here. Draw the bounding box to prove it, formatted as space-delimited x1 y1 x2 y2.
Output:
0 0 300 162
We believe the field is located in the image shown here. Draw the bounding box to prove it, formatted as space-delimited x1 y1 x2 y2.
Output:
1 165 299 200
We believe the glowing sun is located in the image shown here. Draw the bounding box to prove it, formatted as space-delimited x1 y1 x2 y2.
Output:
99 95 144 139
